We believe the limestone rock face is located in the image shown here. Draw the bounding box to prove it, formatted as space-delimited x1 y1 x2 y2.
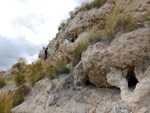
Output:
131 66 150 113
82 28 150 87
73 61 87 86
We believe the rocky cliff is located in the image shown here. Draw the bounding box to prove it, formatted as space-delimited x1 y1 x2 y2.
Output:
1 0 150 113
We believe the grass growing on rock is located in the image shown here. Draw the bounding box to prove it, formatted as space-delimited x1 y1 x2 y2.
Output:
0 92 13 113
11 85 30 107
72 26 101 64
0 76 6 88
80 0 107 11
104 5 136 37
14 72 25 86
69 0 107 19
44 58 70 79
25 60 45 86
11 94 24 107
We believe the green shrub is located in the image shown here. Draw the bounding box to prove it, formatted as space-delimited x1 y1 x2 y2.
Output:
14 72 25 86
60 66 70 74
125 22 136 32
0 76 6 88
0 92 13 113
11 85 29 107
46 64 56 79
12 94 24 107
45 60 70 79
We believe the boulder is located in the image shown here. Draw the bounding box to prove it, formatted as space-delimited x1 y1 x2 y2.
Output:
82 28 150 87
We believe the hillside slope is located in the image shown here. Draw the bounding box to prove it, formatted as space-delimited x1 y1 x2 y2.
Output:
0 0 150 113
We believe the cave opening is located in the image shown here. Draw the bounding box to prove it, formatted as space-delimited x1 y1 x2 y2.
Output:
127 69 138 90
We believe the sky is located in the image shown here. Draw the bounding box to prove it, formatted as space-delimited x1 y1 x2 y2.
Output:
0 0 82 70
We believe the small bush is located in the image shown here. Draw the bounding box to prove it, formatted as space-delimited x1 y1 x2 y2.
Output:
11 85 29 107
45 58 70 79
12 94 24 107
13 62 25 72
60 66 70 74
0 92 13 113
45 64 56 79
125 22 136 32
14 72 25 86
0 76 6 88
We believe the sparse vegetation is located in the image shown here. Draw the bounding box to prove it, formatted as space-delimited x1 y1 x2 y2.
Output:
143 14 150 21
0 92 13 113
12 94 24 107
86 105 97 113
60 66 70 74
45 64 56 79
11 85 29 107
104 5 136 37
80 0 107 11
0 76 6 88
44 58 70 79
69 0 107 20
25 60 44 86
72 26 101 63
12 62 25 72
14 72 25 86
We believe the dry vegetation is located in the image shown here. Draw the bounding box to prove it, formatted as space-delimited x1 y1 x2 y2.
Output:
70 0 107 19
0 76 6 88
44 57 70 79
104 5 136 37
72 4 137 62
0 92 13 113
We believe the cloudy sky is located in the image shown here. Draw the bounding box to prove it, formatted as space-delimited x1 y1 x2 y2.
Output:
0 0 83 70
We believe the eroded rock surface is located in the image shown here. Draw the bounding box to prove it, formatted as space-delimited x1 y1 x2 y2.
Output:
82 28 150 87
12 75 131 113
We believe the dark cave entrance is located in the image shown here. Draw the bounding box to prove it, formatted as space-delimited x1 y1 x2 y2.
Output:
127 69 138 90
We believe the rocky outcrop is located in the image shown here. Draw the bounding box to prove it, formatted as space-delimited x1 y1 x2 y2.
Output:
1 0 149 113
82 28 150 88
73 61 87 86
12 75 131 113
130 66 150 113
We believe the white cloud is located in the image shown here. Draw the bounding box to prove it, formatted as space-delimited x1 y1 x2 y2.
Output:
0 0 80 69
0 0 77 44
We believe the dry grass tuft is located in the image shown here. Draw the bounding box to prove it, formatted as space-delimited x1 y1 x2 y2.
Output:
24 59 44 86
45 57 70 79
0 92 13 113
104 5 136 37
14 72 25 86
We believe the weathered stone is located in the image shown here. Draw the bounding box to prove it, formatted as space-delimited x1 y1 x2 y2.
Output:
73 61 87 86
130 66 150 113
82 28 150 87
